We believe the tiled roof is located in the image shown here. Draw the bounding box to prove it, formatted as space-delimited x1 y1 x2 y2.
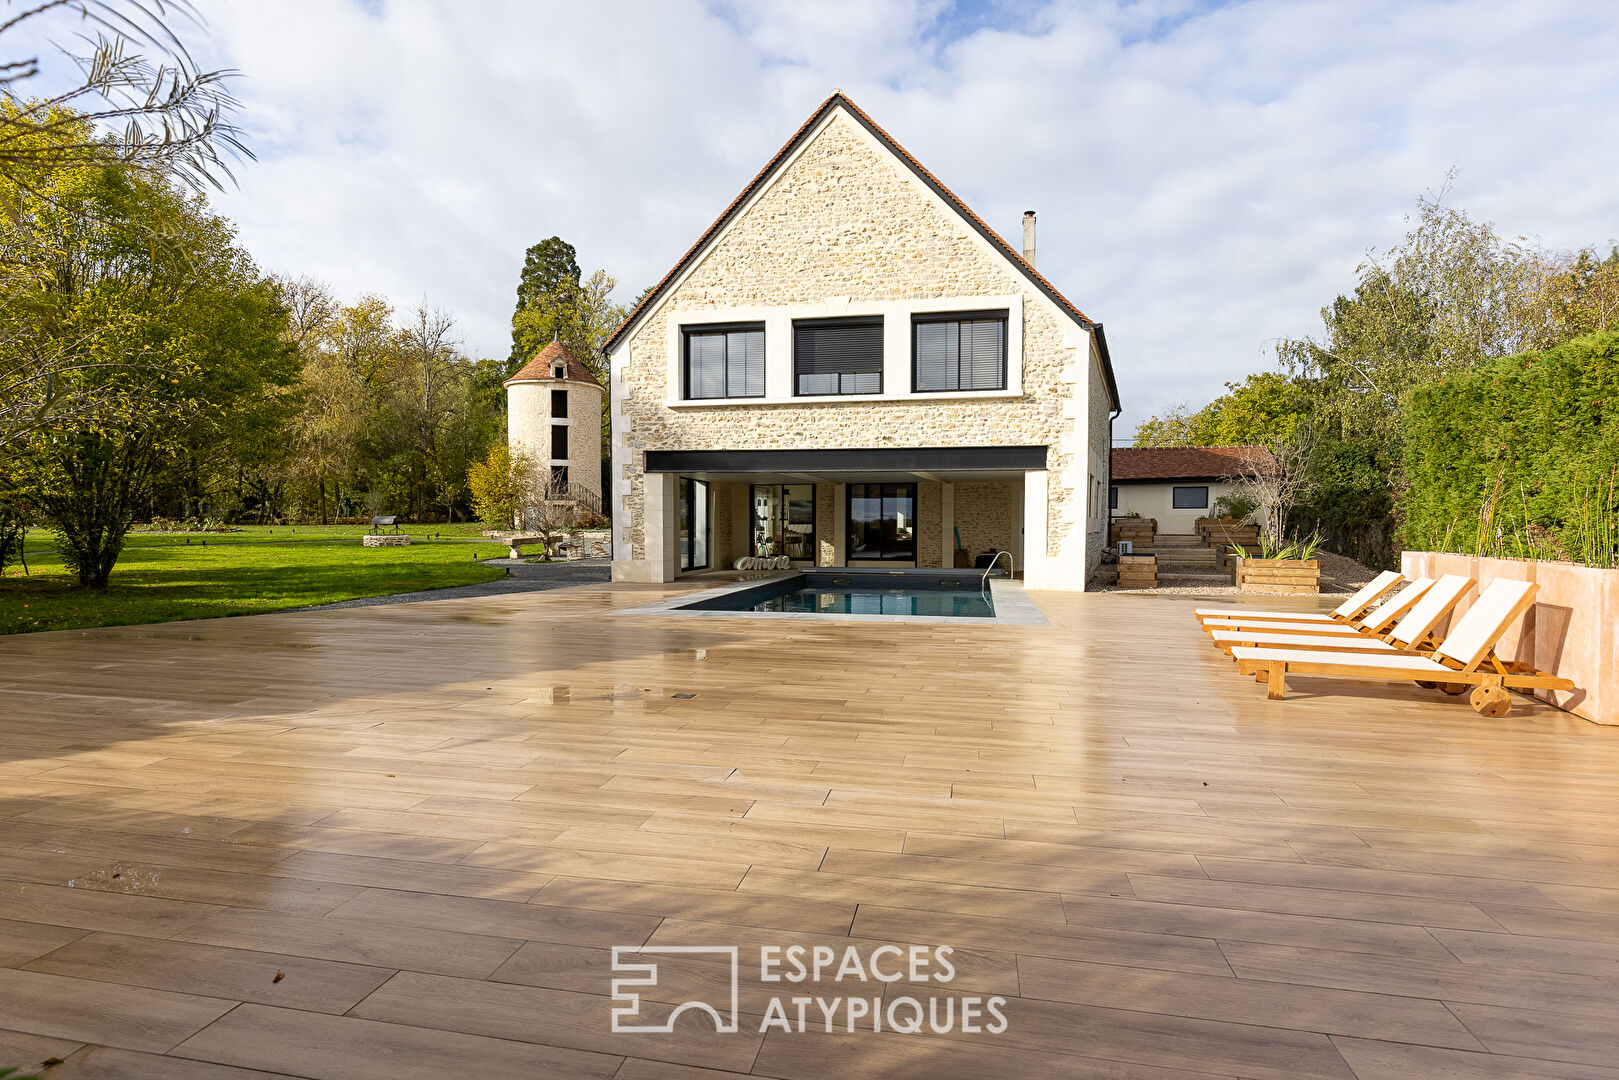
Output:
504 341 602 388
601 91 1120 412
1111 445 1274 482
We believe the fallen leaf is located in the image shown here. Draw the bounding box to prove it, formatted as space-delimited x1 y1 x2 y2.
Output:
273 970 285 983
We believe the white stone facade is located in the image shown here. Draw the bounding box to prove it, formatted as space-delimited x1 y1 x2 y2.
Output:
606 98 1117 590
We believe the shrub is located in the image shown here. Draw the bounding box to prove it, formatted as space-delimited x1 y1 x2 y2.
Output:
1402 330 1619 567
1211 492 1257 522
468 444 520 527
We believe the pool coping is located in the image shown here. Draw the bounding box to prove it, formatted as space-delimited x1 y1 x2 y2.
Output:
612 571 1049 626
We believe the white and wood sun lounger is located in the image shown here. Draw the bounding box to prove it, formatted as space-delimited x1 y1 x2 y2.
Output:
1230 577 1574 717
1209 575 1470 656
1201 577 1437 641
1194 570 1403 627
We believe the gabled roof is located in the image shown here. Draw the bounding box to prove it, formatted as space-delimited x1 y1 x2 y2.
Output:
1111 445 1274 482
604 91 1120 411
504 341 602 388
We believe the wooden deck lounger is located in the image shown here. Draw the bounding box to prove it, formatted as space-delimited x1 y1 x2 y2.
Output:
1210 575 1466 656
1201 578 1437 641
1193 570 1402 626
1231 578 1574 716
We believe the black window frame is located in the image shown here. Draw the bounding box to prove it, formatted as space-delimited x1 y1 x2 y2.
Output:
679 476 709 571
682 321 766 401
549 423 568 460
1109 485 1118 510
845 482 917 563
793 315 884 397
1171 485 1209 510
551 388 567 418
910 309 1008 393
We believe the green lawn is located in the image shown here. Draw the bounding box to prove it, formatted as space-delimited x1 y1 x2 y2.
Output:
20 521 492 552
1 530 508 635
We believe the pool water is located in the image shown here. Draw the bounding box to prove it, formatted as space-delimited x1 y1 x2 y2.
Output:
685 572 996 618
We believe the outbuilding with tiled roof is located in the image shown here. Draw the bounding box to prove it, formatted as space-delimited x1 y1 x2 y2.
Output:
1110 445 1275 535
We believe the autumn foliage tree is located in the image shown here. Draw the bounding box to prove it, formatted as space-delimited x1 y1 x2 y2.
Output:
4 142 292 587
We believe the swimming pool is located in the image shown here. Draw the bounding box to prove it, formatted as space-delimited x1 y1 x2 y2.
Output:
682 572 995 618
615 568 1049 625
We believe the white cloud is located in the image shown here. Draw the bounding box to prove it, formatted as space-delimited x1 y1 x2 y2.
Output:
141 0 1619 424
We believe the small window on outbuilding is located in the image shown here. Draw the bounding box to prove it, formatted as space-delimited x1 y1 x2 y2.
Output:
1172 485 1209 510
551 389 567 417
550 423 568 460
1109 486 1118 510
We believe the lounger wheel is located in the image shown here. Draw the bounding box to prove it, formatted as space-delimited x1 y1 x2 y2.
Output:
1437 683 1469 696
1470 684 1512 717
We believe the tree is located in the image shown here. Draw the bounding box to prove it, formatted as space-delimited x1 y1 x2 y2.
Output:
1226 436 1312 549
1133 373 1305 450
1277 178 1539 456
508 236 580 367
1525 245 1619 349
390 301 469 520
0 0 250 210
6 144 290 588
1131 402 1200 447
468 441 520 528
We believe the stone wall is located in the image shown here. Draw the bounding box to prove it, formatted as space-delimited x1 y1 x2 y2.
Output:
917 482 942 568
816 484 837 566
955 481 1020 561
713 482 736 569
612 108 1092 580
1087 344 1113 572
508 379 604 504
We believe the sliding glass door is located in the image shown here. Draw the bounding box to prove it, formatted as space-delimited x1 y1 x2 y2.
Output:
751 484 816 561
679 477 708 571
846 483 916 562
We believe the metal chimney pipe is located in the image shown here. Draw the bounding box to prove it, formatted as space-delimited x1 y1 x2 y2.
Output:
1021 210 1036 266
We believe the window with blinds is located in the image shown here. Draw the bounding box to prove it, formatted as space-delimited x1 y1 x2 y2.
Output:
683 323 765 399
912 310 1007 392
793 316 883 395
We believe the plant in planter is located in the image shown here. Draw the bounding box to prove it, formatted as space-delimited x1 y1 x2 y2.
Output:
1232 532 1324 593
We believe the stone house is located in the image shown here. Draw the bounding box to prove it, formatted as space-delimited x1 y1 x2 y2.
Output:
605 91 1120 590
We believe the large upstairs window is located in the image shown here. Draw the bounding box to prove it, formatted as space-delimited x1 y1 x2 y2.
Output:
684 323 764 400
794 316 882 396
912 310 1007 392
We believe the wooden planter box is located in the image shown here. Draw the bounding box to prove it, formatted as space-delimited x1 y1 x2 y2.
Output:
1111 518 1156 548
1403 551 1618 725
1236 557 1319 594
1116 554 1157 589
1205 523 1261 549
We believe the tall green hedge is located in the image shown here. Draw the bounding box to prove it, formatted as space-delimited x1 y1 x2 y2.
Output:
1402 330 1619 567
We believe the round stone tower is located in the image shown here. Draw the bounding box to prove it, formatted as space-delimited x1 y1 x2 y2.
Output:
503 341 605 522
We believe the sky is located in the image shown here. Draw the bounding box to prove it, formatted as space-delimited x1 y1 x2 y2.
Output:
18 0 1619 432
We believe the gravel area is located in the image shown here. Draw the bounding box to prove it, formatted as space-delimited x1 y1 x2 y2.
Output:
306 557 610 609
1314 550 1379 589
